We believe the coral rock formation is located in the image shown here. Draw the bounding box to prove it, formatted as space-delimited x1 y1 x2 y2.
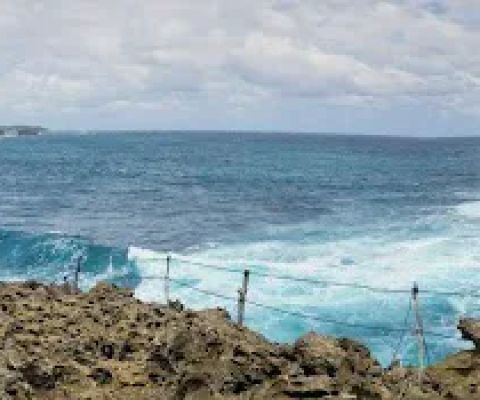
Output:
0 281 478 399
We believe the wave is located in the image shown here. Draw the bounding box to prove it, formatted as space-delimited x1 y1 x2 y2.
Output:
127 228 480 367
1 229 478 367
127 246 169 302
0 229 129 289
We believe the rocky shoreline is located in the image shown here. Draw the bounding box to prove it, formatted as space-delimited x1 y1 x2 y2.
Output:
0 281 479 399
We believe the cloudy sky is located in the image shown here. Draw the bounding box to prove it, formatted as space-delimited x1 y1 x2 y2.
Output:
0 0 479 135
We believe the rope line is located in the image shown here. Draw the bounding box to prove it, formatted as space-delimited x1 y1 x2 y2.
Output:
163 277 454 340
60 254 469 371
162 255 480 299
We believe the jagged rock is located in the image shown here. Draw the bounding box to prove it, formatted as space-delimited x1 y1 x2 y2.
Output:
0 282 477 399
293 332 380 381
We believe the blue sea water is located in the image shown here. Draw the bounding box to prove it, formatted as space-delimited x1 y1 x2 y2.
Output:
1 131 480 366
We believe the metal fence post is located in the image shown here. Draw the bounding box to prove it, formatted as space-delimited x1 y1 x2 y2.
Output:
165 255 171 304
63 276 70 294
74 256 82 292
412 282 425 381
237 269 250 326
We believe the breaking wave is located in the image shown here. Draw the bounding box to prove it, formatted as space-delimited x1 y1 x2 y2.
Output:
2 211 480 368
128 216 480 367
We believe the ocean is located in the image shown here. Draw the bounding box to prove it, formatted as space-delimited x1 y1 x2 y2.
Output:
1 131 480 366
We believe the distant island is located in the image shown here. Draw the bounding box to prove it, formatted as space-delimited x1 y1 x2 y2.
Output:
0 125 47 136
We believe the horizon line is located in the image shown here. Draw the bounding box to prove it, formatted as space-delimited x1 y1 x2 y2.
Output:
46 128 480 139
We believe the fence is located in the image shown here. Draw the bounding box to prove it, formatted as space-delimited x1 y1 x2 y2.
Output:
64 253 479 377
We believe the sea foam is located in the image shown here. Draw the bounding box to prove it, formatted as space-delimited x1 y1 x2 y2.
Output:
128 221 480 367
456 201 480 219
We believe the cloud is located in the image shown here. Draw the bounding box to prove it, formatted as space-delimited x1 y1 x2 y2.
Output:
231 32 426 97
0 0 479 132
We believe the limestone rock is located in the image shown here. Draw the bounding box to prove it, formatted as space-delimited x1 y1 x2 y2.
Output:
0 281 477 399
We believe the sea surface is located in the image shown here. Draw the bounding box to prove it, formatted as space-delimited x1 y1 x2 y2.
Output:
1 131 480 366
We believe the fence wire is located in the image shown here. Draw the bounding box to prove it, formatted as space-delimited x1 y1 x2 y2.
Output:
138 275 456 341
143 255 480 299
55 252 475 368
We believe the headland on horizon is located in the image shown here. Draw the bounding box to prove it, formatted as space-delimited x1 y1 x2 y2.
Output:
0 125 47 137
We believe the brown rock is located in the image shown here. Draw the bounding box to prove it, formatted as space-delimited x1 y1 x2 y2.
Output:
0 281 477 399
458 318 480 351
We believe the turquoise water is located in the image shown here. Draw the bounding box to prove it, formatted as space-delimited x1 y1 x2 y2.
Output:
1 131 480 366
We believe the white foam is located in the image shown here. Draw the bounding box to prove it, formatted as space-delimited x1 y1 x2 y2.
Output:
456 201 480 219
127 246 170 302
130 230 480 302
127 247 170 277
127 209 480 366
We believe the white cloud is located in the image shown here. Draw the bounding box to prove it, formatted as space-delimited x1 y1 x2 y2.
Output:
231 32 427 97
0 0 479 132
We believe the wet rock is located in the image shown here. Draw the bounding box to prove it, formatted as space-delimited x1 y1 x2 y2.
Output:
458 318 480 350
168 299 184 312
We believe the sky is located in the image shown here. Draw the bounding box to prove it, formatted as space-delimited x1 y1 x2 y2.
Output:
0 0 479 136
